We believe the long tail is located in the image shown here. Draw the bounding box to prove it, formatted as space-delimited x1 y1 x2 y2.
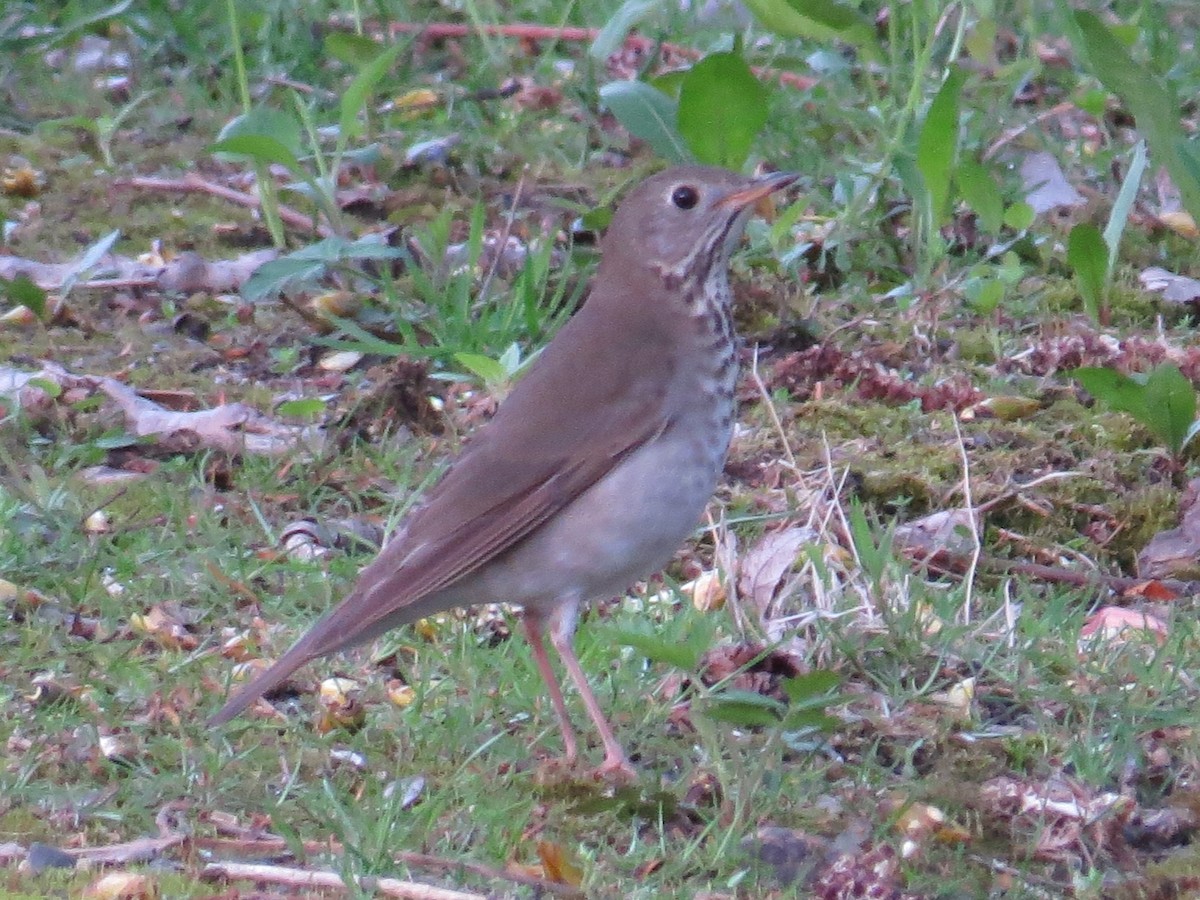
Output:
207 581 457 727
206 625 329 726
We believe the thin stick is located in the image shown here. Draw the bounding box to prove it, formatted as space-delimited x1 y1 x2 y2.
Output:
916 549 1199 597
115 174 334 237
201 861 486 899
385 22 818 91
951 413 980 624
192 836 583 897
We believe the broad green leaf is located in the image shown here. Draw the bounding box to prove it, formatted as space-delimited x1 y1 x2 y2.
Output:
915 67 966 227
742 0 878 58
781 708 840 732
216 108 303 158
955 158 1003 233
651 70 687 100
701 690 787 727
1003 202 1035 231
338 238 409 262
1066 223 1106 321
1069 11 1200 228
1143 364 1197 455
1178 137 1200 197
276 397 326 418
964 16 997 66
324 32 385 68
599 81 690 163
611 627 702 671
26 377 62 398
209 134 305 180
241 257 329 302
964 276 1005 313
780 670 841 704
677 52 769 169
579 205 613 232
453 352 507 385
1 276 48 318
1073 367 1146 417
339 40 407 142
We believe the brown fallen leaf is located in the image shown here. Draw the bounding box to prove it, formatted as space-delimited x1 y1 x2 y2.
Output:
81 873 157 900
1079 607 1168 646
1138 476 1200 580
1020 150 1085 214
535 840 584 888
737 525 813 620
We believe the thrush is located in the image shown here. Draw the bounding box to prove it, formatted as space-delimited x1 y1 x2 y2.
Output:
209 165 798 777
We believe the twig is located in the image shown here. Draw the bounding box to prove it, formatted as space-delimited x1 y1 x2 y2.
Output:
193 836 583 897
982 100 1077 161
114 174 334 237
951 413 980 624
915 549 1200 597
201 861 486 899
66 833 186 864
386 21 818 91
395 851 584 899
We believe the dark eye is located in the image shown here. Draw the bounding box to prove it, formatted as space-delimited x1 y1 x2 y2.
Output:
671 185 699 210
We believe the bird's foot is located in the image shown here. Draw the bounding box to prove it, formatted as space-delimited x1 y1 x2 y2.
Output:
592 754 637 783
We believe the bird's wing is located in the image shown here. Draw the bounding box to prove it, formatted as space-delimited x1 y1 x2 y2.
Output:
209 308 676 726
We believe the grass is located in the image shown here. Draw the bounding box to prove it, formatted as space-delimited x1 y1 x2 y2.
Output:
3 0 1200 897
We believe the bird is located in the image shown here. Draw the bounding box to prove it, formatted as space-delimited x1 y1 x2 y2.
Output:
209 165 798 777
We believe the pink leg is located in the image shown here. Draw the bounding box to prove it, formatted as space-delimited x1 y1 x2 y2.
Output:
523 615 579 763
545 604 636 779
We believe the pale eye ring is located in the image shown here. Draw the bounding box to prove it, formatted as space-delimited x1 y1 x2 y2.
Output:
671 185 699 210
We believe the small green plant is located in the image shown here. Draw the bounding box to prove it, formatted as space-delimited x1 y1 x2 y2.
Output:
609 611 843 740
1066 141 1148 324
1064 10 1200 227
598 47 770 170
208 34 407 242
242 206 581 377
444 342 533 398
1074 363 1200 465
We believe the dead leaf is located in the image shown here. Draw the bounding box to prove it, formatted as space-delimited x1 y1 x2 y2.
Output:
95 375 324 456
535 841 584 887
740 825 827 886
1158 210 1199 239
130 604 198 651
888 799 970 858
1121 580 1179 602
1079 607 1168 646
736 526 813 618
683 570 725 612
972 395 1041 421
894 508 979 559
1139 266 1200 304
1138 477 1200 580
1020 151 1085 214
926 676 975 719
316 677 365 733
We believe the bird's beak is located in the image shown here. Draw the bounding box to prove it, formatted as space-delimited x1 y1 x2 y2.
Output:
718 171 799 211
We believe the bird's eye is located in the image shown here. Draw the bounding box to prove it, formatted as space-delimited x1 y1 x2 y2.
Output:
671 185 699 210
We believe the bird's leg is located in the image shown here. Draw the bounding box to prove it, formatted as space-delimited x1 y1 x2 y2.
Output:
545 600 636 779
522 614 579 764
